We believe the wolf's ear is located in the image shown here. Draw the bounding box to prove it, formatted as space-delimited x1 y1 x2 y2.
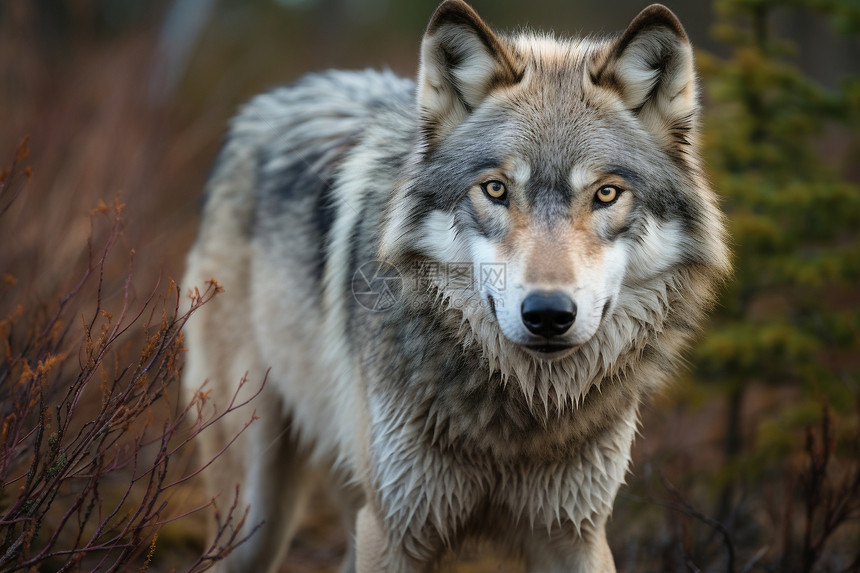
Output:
592 4 697 149
418 0 520 143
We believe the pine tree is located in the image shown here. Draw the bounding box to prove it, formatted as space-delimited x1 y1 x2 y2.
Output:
694 0 860 535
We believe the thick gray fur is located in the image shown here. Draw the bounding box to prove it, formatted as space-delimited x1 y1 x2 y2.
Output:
182 2 730 571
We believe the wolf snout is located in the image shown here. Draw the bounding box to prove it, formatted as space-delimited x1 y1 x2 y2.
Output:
521 291 577 337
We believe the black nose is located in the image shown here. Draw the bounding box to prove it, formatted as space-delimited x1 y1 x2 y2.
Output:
521 291 576 336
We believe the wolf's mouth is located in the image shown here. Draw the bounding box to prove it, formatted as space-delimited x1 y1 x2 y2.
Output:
524 343 574 357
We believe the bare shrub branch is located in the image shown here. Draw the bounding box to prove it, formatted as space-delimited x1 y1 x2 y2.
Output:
0 143 259 572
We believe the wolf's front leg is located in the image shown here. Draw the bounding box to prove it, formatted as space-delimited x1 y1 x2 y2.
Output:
354 451 482 572
525 519 616 573
356 501 457 572
355 505 388 571
355 504 423 572
354 486 471 572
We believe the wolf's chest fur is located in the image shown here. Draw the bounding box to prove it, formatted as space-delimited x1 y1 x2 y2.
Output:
352 296 641 548
365 355 639 539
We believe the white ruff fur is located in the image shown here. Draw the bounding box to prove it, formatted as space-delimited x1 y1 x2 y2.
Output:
404 210 685 416
426 272 680 414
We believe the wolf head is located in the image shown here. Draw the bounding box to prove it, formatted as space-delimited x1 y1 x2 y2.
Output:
381 1 729 379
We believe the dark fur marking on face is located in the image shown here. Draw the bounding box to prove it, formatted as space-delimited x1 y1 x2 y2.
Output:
525 169 575 220
606 165 644 188
418 150 502 213
641 181 701 233
605 222 633 243
663 111 698 166
602 162 703 238
455 198 503 242
601 300 612 321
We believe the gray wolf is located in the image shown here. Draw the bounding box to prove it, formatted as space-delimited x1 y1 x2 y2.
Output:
182 1 730 571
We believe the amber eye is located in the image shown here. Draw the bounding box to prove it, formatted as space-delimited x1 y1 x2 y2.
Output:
595 185 620 204
481 180 508 202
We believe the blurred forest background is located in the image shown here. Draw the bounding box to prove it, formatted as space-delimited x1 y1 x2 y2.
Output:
1 0 859 571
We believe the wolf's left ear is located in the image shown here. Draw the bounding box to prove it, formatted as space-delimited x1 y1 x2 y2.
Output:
418 0 520 143
592 4 697 149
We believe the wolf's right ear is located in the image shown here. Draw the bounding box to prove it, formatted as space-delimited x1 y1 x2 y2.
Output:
418 0 520 144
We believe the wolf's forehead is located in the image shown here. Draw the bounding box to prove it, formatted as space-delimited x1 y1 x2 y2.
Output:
511 34 599 71
510 34 604 100
498 35 619 150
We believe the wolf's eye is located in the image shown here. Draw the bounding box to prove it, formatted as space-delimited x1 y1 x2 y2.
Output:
481 180 508 203
595 185 620 204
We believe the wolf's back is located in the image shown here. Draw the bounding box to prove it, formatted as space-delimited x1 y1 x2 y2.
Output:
195 69 414 247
